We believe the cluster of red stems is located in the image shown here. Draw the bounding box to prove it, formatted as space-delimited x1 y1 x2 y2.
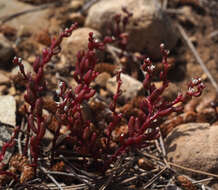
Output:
0 10 205 183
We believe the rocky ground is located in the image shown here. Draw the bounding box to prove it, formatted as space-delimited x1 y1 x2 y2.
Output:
0 0 218 189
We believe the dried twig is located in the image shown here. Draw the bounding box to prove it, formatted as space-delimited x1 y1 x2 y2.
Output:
48 183 87 190
140 150 218 181
192 177 213 184
169 162 218 178
158 132 170 168
159 133 166 157
60 155 98 179
164 8 184 15
155 140 162 155
99 157 124 190
18 119 25 155
40 166 63 190
162 0 168 9
45 171 95 189
175 22 218 93
143 166 168 189
120 168 159 185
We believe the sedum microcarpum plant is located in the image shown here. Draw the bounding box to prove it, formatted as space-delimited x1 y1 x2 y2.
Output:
0 9 205 186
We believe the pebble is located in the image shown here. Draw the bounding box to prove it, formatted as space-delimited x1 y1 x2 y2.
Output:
166 122 218 178
85 0 178 60
106 73 143 101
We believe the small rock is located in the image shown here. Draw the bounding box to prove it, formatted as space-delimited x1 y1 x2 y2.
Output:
85 0 178 60
0 95 16 126
0 25 17 40
27 55 36 63
106 73 143 101
138 157 155 171
0 34 15 69
177 6 198 26
0 124 14 164
42 129 54 152
0 0 50 32
95 63 117 75
100 88 108 97
0 85 7 95
0 105 17 165
211 183 218 190
154 82 180 100
95 72 111 87
69 12 85 25
17 25 32 38
70 0 84 11
69 78 78 91
11 60 33 76
200 73 207 82
176 175 198 190
62 27 101 65
34 29 51 46
166 123 218 178
0 71 10 84
8 86 16 96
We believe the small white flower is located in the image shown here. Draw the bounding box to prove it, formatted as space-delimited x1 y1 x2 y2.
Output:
188 87 195 94
64 105 68 112
58 81 64 88
111 36 116 41
149 65 155 71
56 101 61 106
192 78 199 85
18 57 22 63
56 89 61 96
160 43 165 48
59 97 64 103
94 38 100 43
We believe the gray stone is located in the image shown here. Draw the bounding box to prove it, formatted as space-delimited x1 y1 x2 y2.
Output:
166 123 218 177
62 27 101 65
154 82 180 100
0 0 50 32
0 95 16 164
0 95 16 126
70 0 84 11
0 125 14 164
106 73 143 101
85 0 178 60
0 71 10 84
95 72 111 87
